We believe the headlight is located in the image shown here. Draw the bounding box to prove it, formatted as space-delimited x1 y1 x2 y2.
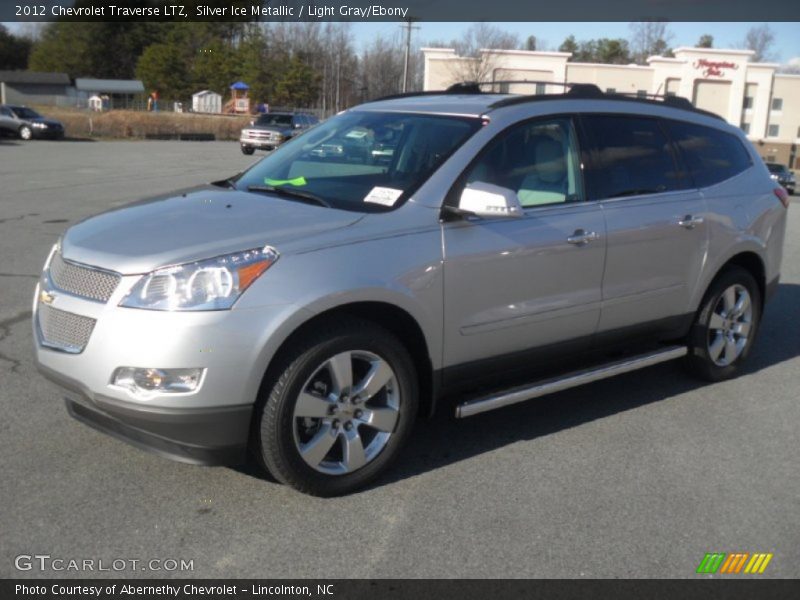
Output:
120 246 279 311
32 122 47 128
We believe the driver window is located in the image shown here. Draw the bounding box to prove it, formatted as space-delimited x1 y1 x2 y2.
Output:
465 118 583 207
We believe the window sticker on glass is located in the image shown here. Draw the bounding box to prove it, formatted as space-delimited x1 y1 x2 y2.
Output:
265 177 307 187
364 187 403 206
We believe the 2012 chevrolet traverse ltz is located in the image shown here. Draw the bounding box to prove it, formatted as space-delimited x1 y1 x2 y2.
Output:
34 84 788 496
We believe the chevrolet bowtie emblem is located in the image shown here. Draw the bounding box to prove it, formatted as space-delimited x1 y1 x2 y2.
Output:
39 289 56 305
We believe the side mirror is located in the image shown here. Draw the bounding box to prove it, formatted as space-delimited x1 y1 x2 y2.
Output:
458 182 523 219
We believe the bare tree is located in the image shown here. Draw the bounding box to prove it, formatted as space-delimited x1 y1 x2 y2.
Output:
360 34 406 100
777 58 800 74
444 23 520 83
740 24 776 62
629 21 673 63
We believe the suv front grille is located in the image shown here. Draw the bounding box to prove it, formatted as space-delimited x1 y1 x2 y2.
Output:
246 130 280 141
49 253 120 303
37 304 96 353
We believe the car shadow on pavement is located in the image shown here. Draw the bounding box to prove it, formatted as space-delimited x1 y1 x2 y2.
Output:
234 283 800 492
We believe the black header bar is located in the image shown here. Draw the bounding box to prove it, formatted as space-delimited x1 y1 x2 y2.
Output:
3 0 800 22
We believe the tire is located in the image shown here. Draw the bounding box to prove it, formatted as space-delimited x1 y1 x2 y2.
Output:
256 318 418 496
685 266 762 382
19 125 32 141
241 145 255 155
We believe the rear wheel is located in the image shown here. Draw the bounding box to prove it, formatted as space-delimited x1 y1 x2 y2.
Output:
19 125 32 141
257 319 418 496
685 267 762 382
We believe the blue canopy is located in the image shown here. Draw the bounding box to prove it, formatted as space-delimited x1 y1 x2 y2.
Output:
230 81 250 90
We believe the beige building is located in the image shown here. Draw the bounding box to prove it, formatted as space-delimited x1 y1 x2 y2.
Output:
423 46 800 169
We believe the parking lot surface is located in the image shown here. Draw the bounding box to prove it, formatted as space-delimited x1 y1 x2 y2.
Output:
1 140 798 578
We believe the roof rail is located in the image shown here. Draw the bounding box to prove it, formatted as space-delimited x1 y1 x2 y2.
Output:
487 82 724 120
368 79 724 121
445 82 483 94
369 82 489 103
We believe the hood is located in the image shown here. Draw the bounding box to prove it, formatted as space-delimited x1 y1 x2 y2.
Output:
61 186 363 274
250 124 293 134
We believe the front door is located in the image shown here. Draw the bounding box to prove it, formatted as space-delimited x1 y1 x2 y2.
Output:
441 117 606 383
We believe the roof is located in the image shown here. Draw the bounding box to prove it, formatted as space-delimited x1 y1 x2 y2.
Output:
74 78 145 94
0 70 70 85
192 90 221 97
356 94 510 117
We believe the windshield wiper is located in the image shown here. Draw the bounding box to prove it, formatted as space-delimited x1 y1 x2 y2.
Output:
211 176 237 189
247 184 331 208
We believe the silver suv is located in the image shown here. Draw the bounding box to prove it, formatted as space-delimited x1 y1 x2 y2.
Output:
33 85 788 496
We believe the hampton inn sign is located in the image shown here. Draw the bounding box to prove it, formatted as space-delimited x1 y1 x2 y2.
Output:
424 46 800 169
694 59 739 78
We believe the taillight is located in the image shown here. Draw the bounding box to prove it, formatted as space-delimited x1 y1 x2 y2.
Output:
774 187 790 209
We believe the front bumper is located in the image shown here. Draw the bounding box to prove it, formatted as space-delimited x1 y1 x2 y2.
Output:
37 361 252 465
239 131 285 150
32 127 65 139
32 262 302 466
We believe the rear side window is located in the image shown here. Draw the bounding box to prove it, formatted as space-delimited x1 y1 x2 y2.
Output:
663 121 752 188
581 115 686 200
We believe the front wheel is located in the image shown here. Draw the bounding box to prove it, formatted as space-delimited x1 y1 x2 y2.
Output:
241 145 255 155
685 267 762 382
256 319 418 496
19 125 33 141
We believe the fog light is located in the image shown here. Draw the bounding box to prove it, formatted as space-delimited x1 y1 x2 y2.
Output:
112 367 204 395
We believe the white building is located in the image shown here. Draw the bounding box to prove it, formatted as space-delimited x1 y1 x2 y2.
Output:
423 46 800 168
192 90 222 114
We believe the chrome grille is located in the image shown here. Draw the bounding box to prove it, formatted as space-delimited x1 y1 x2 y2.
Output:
49 253 120 302
37 304 96 353
246 130 279 141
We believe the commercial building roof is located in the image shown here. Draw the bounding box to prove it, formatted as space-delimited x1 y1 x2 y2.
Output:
74 78 145 94
0 71 71 85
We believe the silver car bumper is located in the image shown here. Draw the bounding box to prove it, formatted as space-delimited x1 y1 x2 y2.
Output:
32 275 298 465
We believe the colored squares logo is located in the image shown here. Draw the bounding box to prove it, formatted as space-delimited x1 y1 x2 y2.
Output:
697 552 773 574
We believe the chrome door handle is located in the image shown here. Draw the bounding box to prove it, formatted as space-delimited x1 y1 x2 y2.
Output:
567 229 600 245
678 215 704 229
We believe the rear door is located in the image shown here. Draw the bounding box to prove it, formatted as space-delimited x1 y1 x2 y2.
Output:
441 116 606 379
580 114 709 336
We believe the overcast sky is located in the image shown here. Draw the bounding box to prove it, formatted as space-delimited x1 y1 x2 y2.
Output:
4 21 799 64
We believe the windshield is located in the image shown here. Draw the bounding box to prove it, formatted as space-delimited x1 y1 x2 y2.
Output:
236 111 481 212
11 107 41 119
766 163 787 173
256 114 294 126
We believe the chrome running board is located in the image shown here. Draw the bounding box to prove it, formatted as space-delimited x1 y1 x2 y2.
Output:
455 346 688 418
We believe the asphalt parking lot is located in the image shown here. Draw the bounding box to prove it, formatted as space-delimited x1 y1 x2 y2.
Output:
1 139 798 579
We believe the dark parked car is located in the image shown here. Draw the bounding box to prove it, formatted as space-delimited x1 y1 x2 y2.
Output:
239 112 319 155
0 105 65 140
766 163 795 195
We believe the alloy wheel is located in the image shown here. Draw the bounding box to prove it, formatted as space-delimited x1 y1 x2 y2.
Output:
707 284 753 367
292 350 400 475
